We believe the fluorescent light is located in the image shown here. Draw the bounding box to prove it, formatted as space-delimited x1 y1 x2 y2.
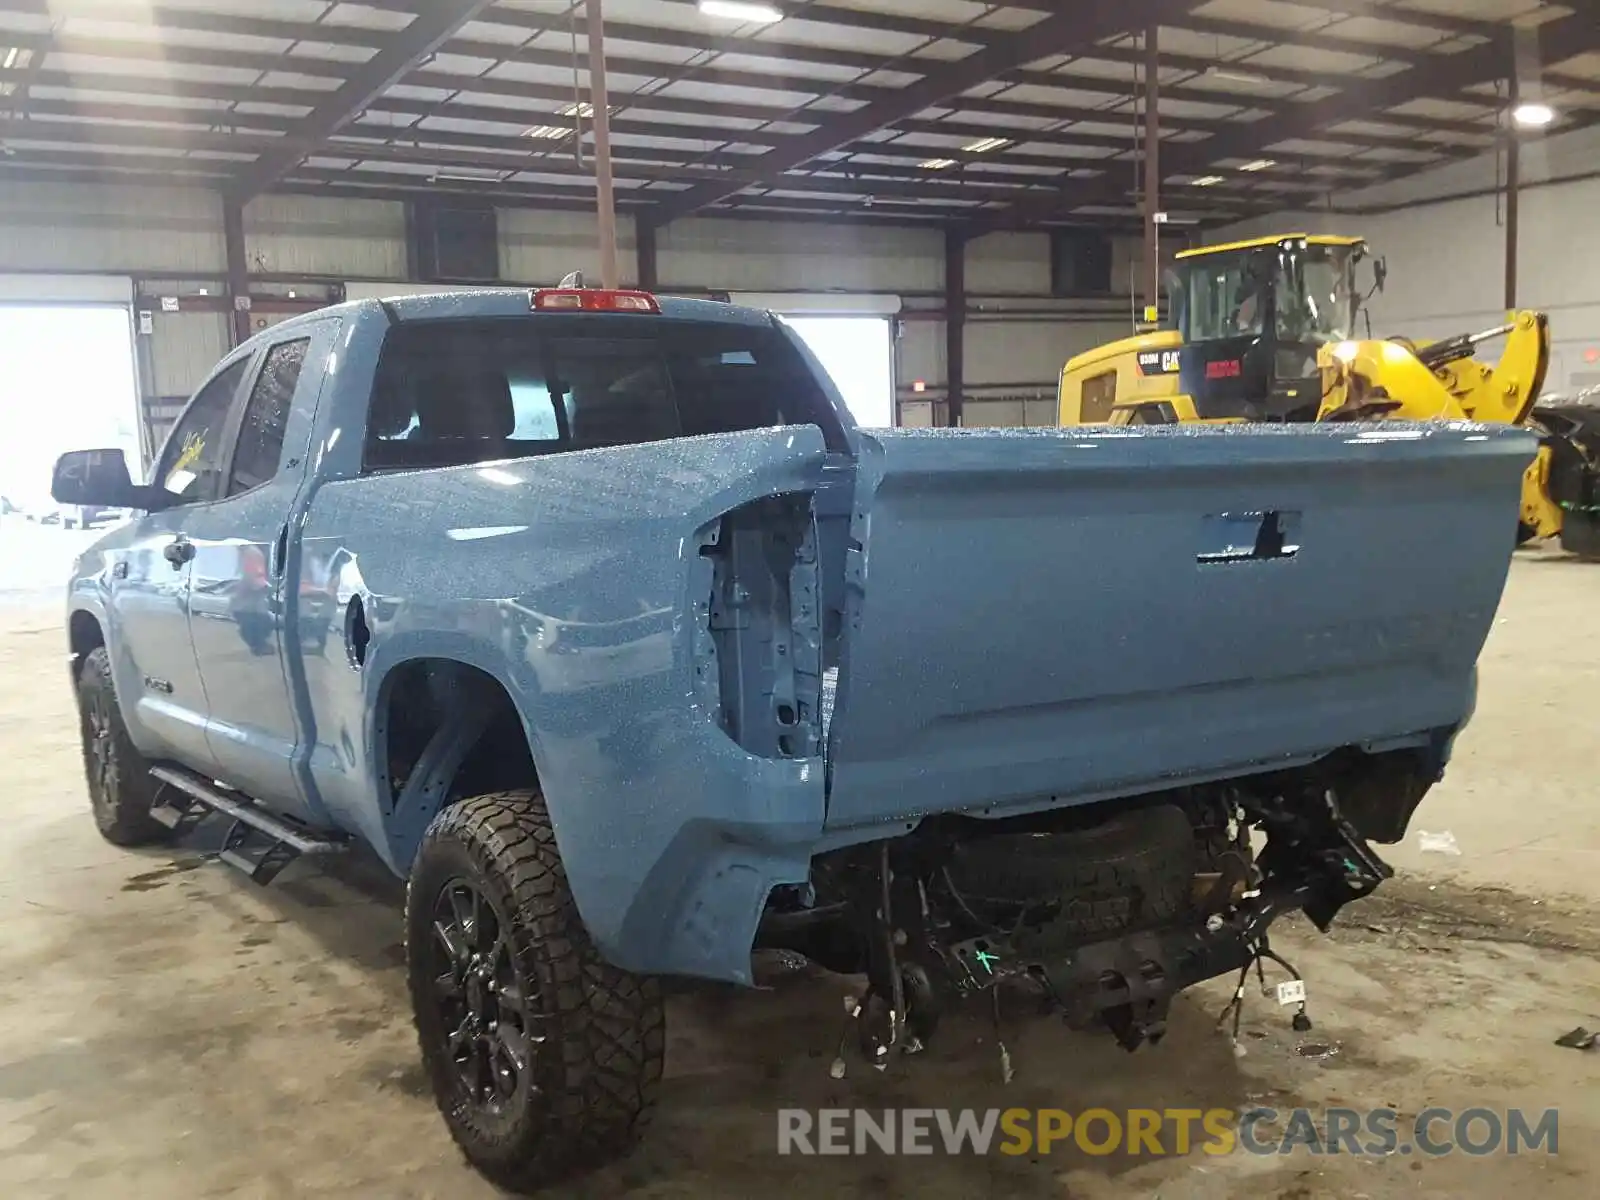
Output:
432 170 505 183
1207 66 1273 86
559 101 594 119
1 47 18 70
1513 102 1555 128
523 124 570 139
920 157 957 170
1238 158 1276 172
962 136 1009 154
697 0 784 23
1192 175 1224 186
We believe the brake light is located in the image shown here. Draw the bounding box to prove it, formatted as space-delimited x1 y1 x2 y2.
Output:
531 288 660 313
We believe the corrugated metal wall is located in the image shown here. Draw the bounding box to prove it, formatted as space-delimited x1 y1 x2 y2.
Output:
659 218 944 294
1215 122 1600 395
0 182 223 274
0 180 1158 447
501 208 639 285
246 194 407 281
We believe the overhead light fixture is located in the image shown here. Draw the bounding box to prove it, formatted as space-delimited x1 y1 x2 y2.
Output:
1191 175 1224 186
1238 158 1276 172
920 157 957 170
1512 102 1555 128
962 136 1009 154
1207 66 1274 86
1 47 19 70
432 170 505 183
559 101 594 119
523 124 571 139
697 0 785 23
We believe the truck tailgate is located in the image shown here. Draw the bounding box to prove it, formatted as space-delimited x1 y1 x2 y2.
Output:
823 423 1532 832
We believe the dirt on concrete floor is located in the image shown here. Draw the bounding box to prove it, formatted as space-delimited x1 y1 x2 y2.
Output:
1 552 1597 1200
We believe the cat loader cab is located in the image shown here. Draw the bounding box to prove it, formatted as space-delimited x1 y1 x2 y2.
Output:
1059 233 1383 426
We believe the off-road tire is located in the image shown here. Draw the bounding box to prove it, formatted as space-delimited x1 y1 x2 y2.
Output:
406 790 664 1193
76 645 167 847
946 804 1196 949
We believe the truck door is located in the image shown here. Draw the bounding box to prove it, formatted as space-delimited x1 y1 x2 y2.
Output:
185 324 335 822
107 355 254 769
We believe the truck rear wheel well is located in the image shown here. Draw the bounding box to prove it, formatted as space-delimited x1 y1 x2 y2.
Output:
69 611 105 680
378 659 540 846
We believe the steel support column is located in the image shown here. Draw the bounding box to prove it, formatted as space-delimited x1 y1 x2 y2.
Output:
1142 24 1161 316
945 229 966 428
223 197 251 347
1505 54 1521 312
586 0 620 289
636 220 658 292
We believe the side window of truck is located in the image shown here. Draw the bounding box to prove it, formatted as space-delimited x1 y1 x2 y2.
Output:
153 357 252 505
228 339 309 496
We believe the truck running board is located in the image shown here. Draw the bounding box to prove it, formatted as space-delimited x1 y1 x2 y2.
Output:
148 765 347 885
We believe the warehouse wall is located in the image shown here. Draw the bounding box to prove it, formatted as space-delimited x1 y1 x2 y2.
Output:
1215 123 1600 394
901 230 1144 428
0 180 1146 441
0 182 224 274
245 194 408 281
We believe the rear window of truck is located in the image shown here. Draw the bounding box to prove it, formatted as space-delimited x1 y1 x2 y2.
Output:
362 316 846 473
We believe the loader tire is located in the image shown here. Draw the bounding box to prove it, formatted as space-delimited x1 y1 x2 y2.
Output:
75 645 168 847
1559 514 1600 561
947 804 1196 949
407 790 664 1194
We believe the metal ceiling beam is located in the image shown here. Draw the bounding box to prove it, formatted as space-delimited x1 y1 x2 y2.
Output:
0 1 382 48
7 24 1530 149
228 0 500 200
1179 14 1457 64
1165 8 1600 176
993 0 1494 38
0 106 1354 215
647 0 1179 224
977 10 1600 230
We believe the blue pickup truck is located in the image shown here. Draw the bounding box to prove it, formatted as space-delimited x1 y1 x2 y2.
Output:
53 286 1529 1191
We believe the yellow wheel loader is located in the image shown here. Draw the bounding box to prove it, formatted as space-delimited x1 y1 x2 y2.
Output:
1058 233 1600 556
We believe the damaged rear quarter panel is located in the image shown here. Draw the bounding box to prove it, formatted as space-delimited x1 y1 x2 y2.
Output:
297 427 833 982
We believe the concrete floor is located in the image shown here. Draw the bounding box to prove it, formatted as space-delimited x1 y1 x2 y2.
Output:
2 550 1597 1199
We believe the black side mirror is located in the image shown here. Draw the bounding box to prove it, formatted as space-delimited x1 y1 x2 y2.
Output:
1374 257 1388 293
51 449 161 511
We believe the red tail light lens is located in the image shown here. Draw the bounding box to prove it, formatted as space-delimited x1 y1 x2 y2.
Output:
531 289 661 313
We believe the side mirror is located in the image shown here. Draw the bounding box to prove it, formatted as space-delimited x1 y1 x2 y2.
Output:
1374 257 1388 293
51 449 160 511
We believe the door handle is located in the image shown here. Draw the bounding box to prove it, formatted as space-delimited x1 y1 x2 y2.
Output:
163 537 195 569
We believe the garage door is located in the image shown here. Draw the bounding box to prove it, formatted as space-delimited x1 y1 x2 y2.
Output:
733 292 898 428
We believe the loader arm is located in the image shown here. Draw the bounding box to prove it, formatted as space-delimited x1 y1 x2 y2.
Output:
1315 311 1550 427
1432 311 1551 427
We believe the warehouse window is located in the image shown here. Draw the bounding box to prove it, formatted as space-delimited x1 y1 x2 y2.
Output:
228 339 309 495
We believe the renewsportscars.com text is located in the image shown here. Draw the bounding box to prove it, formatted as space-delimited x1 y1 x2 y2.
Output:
777 1107 1559 1158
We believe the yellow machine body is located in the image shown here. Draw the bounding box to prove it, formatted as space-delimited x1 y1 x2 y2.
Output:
1057 232 1595 551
